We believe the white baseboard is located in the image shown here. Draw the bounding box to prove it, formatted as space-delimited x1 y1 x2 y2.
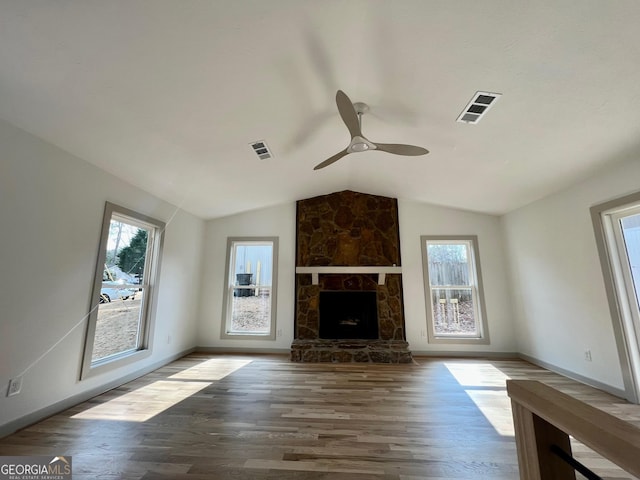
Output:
195 346 290 355
196 346 521 360
412 350 518 359
518 353 629 400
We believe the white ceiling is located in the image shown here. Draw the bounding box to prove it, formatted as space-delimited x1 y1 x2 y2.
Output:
2 1 640 219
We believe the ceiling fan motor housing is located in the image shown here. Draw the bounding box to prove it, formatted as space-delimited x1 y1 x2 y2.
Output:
349 135 376 153
313 90 428 169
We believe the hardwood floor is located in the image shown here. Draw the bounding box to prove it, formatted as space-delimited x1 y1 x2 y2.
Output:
1 353 639 479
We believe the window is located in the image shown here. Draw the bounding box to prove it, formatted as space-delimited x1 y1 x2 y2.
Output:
421 235 489 344
592 192 640 403
81 202 164 378
612 209 640 314
221 237 278 339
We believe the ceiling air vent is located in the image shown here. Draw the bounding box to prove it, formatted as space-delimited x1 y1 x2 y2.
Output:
250 140 273 160
456 91 501 124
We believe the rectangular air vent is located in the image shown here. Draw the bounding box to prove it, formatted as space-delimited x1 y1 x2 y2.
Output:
456 91 501 124
250 140 273 160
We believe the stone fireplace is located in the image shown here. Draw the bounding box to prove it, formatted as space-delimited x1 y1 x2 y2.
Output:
291 190 412 363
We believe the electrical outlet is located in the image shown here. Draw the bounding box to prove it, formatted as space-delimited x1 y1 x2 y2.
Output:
420 330 426 338
277 329 282 338
584 349 592 362
167 335 172 345
7 376 23 397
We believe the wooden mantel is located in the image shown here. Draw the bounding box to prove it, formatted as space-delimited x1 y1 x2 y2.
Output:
295 266 402 285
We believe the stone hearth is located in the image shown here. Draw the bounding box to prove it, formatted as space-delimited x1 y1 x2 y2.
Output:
292 190 412 363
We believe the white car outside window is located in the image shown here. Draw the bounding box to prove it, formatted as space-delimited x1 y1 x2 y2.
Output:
100 280 137 303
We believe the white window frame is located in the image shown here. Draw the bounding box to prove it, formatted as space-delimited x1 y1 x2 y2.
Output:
592 191 640 403
420 235 489 344
220 237 278 340
81 202 164 379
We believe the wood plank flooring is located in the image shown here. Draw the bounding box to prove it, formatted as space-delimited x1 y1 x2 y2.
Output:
1 354 639 479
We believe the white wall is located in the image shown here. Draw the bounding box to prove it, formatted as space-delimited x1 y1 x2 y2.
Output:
0 119 204 432
198 203 296 350
197 196 516 355
502 157 640 392
398 199 517 353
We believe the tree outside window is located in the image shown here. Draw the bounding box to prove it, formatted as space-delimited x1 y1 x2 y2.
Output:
81 203 164 379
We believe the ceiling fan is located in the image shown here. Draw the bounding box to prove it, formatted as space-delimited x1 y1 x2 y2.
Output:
314 90 429 170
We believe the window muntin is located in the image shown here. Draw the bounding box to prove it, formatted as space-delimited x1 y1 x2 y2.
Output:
421 236 489 344
221 237 278 339
82 203 164 378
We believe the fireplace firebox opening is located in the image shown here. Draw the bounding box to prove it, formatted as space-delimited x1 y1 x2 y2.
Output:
319 291 379 340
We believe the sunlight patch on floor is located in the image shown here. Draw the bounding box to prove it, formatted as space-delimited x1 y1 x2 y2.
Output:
444 362 511 387
168 357 253 381
465 389 515 436
445 362 515 436
72 380 209 422
72 358 254 422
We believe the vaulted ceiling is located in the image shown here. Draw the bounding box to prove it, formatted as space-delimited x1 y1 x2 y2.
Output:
2 1 640 219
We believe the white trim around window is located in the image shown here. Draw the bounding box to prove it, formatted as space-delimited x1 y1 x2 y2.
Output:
591 190 640 404
81 202 165 380
220 237 278 340
420 235 489 345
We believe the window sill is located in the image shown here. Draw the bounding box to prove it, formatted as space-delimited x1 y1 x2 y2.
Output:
81 349 152 380
220 332 276 341
428 336 490 345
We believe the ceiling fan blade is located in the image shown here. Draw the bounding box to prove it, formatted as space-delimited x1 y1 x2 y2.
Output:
374 143 429 156
336 90 362 138
313 149 349 170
